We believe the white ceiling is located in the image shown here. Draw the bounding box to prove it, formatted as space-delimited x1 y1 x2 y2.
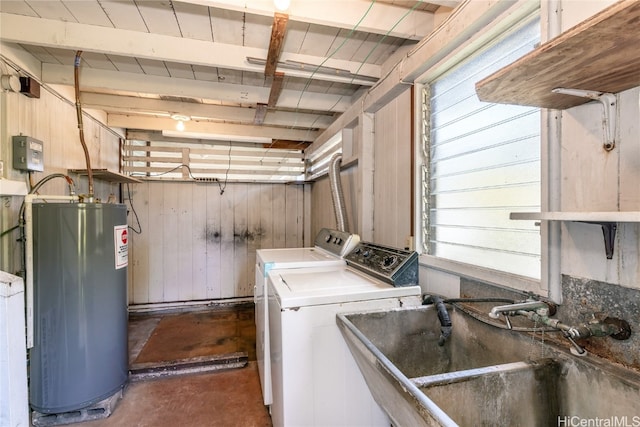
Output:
0 0 458 160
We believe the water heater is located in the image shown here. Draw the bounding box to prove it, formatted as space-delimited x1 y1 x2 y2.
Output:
29 203 128 414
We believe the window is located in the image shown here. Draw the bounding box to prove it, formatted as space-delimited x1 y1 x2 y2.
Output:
423 18 541 279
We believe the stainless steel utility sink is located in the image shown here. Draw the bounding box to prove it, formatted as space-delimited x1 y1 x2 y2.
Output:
337 305 640 427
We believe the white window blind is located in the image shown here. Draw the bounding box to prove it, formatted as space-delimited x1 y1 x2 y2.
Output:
424 18 541 279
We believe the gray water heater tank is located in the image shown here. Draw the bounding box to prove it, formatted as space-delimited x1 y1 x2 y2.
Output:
30 203 129 414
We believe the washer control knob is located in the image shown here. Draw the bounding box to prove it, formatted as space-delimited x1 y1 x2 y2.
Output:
325 234 332 242
382 256 398 269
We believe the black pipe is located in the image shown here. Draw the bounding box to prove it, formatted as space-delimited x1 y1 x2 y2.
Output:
423 295 452 346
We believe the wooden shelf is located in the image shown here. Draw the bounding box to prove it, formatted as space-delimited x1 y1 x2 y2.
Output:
68 169 142 184
510 211 640 222
475 0 640 109
511 210 640 259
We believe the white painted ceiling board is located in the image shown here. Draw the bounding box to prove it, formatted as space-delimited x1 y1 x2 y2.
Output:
23 0 76 21
166 62 196 80
136 58 171 77
18 45 61 64
108 55 144 74
98 0 148 32
209 8 245 45
192 64 221 82
0 1 38 16
173 2 214 41
135 1 182 36
79 52 118 71
63 0 113 27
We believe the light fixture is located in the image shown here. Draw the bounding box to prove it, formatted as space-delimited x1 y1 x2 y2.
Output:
170 114 190 132
273 0 290 11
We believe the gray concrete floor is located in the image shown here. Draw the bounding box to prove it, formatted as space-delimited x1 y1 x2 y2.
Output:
72 305 271 427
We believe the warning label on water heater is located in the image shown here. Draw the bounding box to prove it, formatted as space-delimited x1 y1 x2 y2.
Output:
114 225 128 269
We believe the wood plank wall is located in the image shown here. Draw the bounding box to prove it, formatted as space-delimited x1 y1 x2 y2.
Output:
127 181 305 304
373 89 412 249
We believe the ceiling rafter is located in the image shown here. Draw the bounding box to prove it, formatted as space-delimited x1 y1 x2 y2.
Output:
265 13 289 77
43 64 353 112
267 72 285 107
80 93 335 128
108 115 319 141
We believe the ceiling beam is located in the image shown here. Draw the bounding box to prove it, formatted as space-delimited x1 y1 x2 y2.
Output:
0 13 380 85
266 139 311 150
109 115 319 141
81 93 334 128
253 103 268 125
267 72 285 108
43 64 352 112
177 0 437 40
265 13 289 77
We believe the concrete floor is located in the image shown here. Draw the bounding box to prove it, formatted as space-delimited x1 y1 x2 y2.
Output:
73 303 272 427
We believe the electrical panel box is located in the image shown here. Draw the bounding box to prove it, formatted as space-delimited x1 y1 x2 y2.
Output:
13 135 44 172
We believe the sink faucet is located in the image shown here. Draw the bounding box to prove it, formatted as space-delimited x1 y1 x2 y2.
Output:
489 299 631 356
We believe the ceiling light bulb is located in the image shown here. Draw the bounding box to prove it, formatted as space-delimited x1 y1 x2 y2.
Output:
274 0 290 11
176 120 185 132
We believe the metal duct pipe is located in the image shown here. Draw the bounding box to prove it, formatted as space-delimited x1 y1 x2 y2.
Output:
329 153 348 232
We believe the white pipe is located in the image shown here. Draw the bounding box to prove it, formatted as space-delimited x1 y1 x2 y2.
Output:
24 194 79 348
544 0 563 304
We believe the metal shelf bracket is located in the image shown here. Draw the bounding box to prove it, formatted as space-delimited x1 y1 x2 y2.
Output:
580 221 617 259
552 88 617 151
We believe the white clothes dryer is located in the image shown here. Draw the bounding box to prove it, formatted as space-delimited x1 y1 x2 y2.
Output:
254 228 359 405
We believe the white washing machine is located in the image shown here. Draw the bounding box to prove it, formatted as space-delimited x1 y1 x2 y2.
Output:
254 228 359 405
267 242 422 427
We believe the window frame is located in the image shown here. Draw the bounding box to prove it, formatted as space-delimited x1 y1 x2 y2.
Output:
414 12 546 294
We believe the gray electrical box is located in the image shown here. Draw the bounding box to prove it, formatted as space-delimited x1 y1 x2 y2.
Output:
13 135 44 172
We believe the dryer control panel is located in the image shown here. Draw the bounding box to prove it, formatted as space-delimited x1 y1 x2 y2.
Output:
313 228 360 257
345 242 418 287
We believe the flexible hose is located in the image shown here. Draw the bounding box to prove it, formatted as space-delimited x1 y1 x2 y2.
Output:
328 153 348 232
74 51 94 201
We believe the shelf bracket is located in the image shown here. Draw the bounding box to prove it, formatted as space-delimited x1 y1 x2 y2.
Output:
580 221 617 259
552 88 617 151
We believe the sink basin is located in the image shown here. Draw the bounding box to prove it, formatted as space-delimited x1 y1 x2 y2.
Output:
337 305 640 427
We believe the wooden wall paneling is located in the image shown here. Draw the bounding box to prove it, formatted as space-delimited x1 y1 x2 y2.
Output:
246 184 262 292
233 183 249 296
130 183 150 304
191 183 209 300
310 176 333 239
373 91 411 248
272 184 287 248
618 87 640 211
147 182 165 302
205 184 222 299
374 102 393 243
561 102 620 211
259 184 274 249
162 182 180 302
177 182 195 301
284 184 300 247
219 184 235 298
